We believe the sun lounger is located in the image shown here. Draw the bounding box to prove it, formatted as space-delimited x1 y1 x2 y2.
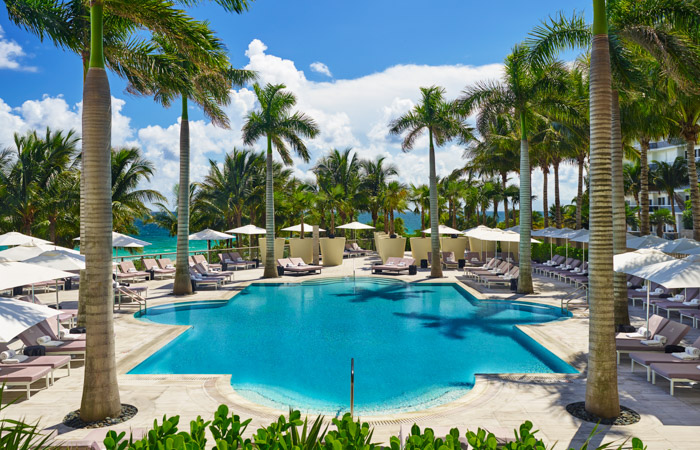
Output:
24 278 66 294
16 295 77 326
1 344 71 384
156 258 176 270
142 258 175 279
0 365 52 399
192 254 222 271
465 251 486 267
480 266 519 289
630 336 700 381
220 252 255 270
117 261 150 282
371 257 415 275
277 258 323 275
616 320 690 364
679 309 700 328
650 361 700 395
192 263 233 282
616 314 669 341
189 274 222 290
17 326 86 365
656 289 700 318
468 260 510 279
533 255 565 274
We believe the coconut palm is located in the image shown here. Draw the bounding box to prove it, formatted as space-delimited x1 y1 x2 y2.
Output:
360 157 398 227
623 161 642 223
389 86 473 277
314 148 361 223
242 83 320 278
650 208 676 237
384 181 408 235
458 47 569 293
650 157 688 234
408 184 430 232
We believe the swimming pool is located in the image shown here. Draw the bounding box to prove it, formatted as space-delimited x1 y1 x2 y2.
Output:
131 278 575 414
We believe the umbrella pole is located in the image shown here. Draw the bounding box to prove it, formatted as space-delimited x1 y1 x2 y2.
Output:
646 280 650 332
56 280 60 334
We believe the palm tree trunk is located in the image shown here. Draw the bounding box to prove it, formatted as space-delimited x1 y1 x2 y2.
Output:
670 190 678 234
428 130 442 278
502 172 509 228
542 166 549 229
78 146 87 327
685 137 700 240
174 97 193 295
517 113 533 294
576 154 585 229
585 7 620 418
80 1 121 421
264 134 278 278
611 92 630 326
554 159 561 228
389 209 394 234
640 140 650 235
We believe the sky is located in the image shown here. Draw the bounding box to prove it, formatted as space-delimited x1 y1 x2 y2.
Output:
0 0 591 212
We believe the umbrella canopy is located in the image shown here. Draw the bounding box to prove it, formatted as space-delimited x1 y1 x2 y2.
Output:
0 232 52 247
281 224 325 233
74 231 151 248
189 228 234 241
462 225 498 239
23 250 86 271
336 222 375 230
660 237 700 254
421 224 463 235
0 297 61 343
613 249 677 274
531 227 560 237
0 243 79 262
569 230 591 243
628 234 668 250
496 230 539 244
505 226 520 233
226 224 267 234
547 227 576 238
0 261 75 291
625 254 700 289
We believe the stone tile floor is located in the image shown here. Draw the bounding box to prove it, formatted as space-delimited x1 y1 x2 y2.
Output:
2 255 699 449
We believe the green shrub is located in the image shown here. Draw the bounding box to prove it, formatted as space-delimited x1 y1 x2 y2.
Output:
100 408 646 450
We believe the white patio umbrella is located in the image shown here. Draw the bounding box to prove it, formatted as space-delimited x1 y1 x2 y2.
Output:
532 227 562 260
337 222 376 273
74 231 151 248
189 229 234 262
613 249 679 330
660 238 700 255
421 224 463 235
0 232 52 247
226 224 267 260
0 242 79 262
0 297 62 343
463 225 498 261
505 225 520 233
24 250 86 271
282 224 325 233
628 234 668 250
0 261 76 292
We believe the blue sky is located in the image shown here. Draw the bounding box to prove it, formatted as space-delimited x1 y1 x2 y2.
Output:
0 0 591 209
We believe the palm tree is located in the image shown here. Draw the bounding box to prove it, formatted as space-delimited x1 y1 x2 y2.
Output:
289 183 316 239
458 47 568 293
623 161 642 223
650 208 676 237
408 184 430 232
389 86 473 278
650 157 688 234
110 147 166 235
585 0 619 419
384 181 408 235
360 157 398 227
314 148 361 224
242 83 319 278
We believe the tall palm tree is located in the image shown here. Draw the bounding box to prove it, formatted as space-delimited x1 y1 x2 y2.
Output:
110 147 166 235
384 181 408 235
389 86 473 277
585 0 619 419
623 161 642 223
651 157 688 234
360 157 398 227
242 83 319 278
458 47 568 293
314 148 361 224
409 184 431 232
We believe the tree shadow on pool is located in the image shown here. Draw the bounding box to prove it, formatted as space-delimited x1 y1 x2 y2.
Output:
392 311 553 340
337 284 440 303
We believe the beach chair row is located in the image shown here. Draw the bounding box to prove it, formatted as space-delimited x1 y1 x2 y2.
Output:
616 314 700 395
533 255 588 287
463 258 519 289
626 278 700 327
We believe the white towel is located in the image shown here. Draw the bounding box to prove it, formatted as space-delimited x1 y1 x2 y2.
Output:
42 340 64 347
165 264 174 269
686 347 700 357
671 294 685 302
683 299 700 306
0 349 16 361
36 336 51 345
398 262 406 267
672 352 698 360
2 355 28 364
653 287 664 295
641 335 667 346
224 259 234 264
636 286 647 292
471 257 479 262
59 330 80 340
236 257 243 262
626 327 649 339
127 267 137 273
640 339 663 346
627 282 632 287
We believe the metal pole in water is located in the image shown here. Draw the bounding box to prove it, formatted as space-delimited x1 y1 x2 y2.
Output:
350 358 354 418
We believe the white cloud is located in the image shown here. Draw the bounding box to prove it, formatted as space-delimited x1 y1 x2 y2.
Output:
310 62 332 77
0 39 582 211
0 25 36 71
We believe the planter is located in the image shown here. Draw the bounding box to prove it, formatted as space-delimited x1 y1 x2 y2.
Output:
440 236 468 260
289 238 314 263
377 236 406 263
259 237 287 263
319 237 346 266
409 237 431 262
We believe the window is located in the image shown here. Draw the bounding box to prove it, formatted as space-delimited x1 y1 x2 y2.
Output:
659 197 666 206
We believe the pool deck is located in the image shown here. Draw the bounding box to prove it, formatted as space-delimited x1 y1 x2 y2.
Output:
3 254 700 449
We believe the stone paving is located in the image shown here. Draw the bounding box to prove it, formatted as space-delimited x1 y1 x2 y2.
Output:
2 255 700 449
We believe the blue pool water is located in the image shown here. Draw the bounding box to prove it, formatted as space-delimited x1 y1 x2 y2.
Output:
131 278 575 414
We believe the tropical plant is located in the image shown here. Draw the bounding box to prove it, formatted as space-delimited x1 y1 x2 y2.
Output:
383 181 409 235
458 46 569 293
359 157 398 227
389 86 473 278
242 83 320 278
650 157 688 234
650 208 676 238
